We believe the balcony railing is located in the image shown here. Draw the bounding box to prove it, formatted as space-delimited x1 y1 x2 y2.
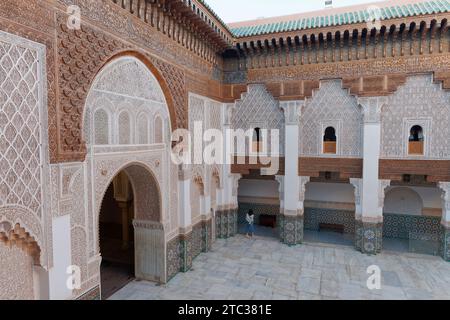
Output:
408 141 424 155
323 141 337 154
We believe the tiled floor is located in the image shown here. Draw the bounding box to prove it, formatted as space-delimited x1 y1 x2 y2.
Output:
110 235 450 300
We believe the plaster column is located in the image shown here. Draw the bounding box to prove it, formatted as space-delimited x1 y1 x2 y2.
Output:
48 215 72 300
438 182 450 261
279 101 305 245
354 97 390 255
178 165 193 271
275 175 284 213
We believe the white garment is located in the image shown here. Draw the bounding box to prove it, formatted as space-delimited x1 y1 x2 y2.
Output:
246 213 254 225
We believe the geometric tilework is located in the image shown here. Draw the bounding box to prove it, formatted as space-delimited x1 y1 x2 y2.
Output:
440 226 450 262
192 222 203 260
383 213 441 241
279 214 304 246
202 219 213 253
355 220 383 255
215 209 237 239
166 236 180 281
179 232 193 273
304 207 355 234
167 220 214 279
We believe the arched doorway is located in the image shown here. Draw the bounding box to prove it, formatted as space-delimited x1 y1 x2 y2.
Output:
237 174 281 239
383 186 442 255
303 176 356 247
82 54 172 299
99 171 135 299
98 164 164 300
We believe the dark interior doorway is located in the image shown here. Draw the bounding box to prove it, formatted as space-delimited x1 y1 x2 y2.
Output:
99 182 135 299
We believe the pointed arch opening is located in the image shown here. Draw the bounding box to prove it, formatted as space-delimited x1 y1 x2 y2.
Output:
323 126 337 154
408 125 424 155
98 163 164 299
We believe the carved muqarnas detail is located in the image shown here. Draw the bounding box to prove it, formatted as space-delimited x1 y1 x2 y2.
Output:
0 222 40 264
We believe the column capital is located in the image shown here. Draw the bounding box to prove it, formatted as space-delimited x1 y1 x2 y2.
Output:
350 178 363 216
378 179 391 208
299 176 310 202
439 182 450 225
357 96 388 124
275 175 284 192
280 100 304 125
439 182 450 195
439 182 450 208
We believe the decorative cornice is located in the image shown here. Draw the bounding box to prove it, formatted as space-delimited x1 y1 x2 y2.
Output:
231 1 450 38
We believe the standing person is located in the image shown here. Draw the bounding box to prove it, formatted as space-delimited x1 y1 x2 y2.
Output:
245 209 255 238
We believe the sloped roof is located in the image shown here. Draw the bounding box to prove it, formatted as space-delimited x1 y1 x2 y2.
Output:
226 0 450 38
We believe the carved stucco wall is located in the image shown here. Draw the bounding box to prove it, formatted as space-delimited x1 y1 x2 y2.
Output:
0 31 50 268
231 84 285 155
188 93 224 214
55 55 176 298
381 74 450 159
300 80 362 158
0 244 34 300
126 166 161 222
84 57 168 148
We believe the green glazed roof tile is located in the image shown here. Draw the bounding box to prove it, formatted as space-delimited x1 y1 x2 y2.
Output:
228 0 450 37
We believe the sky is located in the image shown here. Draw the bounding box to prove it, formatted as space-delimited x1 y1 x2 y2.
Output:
205 0 386 23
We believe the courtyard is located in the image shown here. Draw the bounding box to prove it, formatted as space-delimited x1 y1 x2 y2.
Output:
110 235 450 300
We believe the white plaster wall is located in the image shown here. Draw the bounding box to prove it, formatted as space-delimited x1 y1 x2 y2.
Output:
384 186 442 216
284 125 299 210
362 122 382 217
49 215 72 300
411 187 442 209
305 183 355 203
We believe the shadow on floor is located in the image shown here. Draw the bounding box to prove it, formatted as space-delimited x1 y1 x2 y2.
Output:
304 230 354 247
238 223 278 238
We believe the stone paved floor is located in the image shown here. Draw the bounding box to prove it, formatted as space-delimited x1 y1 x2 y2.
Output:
110 235 450 300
